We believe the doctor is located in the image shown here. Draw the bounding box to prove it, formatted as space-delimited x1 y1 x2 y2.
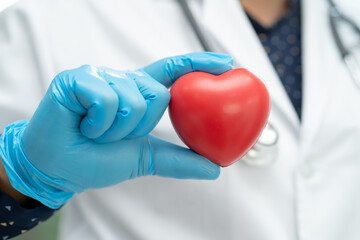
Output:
0 0 360 240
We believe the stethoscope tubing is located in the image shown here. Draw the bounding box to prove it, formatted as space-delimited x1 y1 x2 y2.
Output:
328 0 360 88
177 0 212 52
179 0 360 85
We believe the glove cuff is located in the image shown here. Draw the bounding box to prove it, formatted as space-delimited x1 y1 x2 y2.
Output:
0 120 74 209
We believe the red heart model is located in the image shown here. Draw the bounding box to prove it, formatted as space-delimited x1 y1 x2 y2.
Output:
169 68 270 167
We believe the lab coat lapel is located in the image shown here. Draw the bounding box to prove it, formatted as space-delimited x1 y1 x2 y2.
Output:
201 0 300 132
300 0 333 152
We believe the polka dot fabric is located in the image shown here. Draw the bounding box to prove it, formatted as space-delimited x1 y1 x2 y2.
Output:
247 0 303 119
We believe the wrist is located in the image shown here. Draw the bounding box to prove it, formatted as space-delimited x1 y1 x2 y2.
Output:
0 120 74 209
0 154 34 206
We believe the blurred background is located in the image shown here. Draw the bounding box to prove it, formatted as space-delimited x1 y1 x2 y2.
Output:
0 0 16 12
1 2 59 240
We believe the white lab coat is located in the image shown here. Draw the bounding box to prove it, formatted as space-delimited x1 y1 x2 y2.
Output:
1 0 360 239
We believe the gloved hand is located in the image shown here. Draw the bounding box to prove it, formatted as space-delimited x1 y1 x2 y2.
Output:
0 52 233 209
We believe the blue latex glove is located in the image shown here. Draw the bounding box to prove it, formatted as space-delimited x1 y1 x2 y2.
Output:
0 52 233 209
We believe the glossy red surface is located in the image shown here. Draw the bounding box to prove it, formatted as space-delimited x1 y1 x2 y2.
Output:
169 68 270 167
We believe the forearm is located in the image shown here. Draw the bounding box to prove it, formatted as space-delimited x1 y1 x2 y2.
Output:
0 156 33 207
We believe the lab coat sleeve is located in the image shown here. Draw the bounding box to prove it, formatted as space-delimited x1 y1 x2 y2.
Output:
0 2 52 130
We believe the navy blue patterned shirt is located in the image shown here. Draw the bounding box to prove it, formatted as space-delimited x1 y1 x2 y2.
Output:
0 191 56 239
247 0 303 119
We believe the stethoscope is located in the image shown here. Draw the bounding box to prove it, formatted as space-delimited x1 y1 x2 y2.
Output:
178 0 360 166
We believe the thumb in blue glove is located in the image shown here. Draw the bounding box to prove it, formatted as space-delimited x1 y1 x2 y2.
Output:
0 52 233 209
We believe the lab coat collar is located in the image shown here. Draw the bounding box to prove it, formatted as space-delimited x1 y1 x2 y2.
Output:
299 0 333 153
201 0 301 133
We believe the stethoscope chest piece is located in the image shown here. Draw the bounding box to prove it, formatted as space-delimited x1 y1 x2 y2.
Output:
240 123 279 167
